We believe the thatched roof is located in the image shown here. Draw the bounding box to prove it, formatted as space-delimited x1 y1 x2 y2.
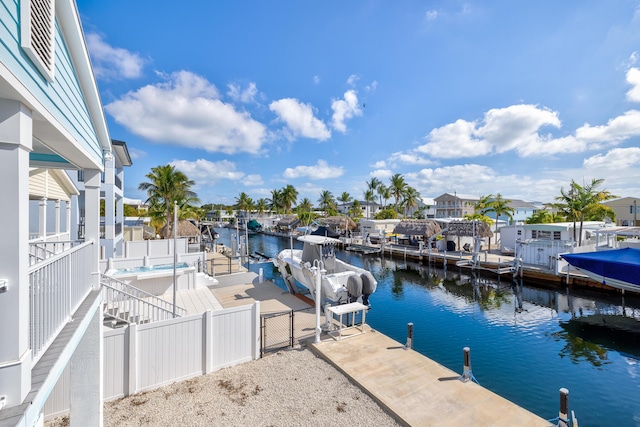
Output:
159 220 201 237
277 216 300 227
318 216 357 231
393 220 442 238
445 220 493 238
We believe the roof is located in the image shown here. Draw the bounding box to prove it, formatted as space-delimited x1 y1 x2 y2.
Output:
393 220 442 238
445 220 494 237
435 193 479 201
318 216 357 230
159 220 201 237
277 216 300 227
506 199 538 209
111 139 132 166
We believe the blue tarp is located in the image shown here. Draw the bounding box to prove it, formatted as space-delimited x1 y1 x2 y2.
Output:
562 248 640 286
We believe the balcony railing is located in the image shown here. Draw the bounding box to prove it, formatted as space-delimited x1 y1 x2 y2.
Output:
101 275 186 324
29 240 95 364
29 239 82 267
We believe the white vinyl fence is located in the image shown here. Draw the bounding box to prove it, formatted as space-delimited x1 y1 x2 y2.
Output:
44 302 260 420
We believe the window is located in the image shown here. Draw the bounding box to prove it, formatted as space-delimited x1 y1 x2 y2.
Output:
532 230 562 240
21 0 55 81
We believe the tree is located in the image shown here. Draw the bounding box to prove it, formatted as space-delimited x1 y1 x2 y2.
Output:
138 164 198 238
364 189 376 219
402 186 421 218
235 192 253 220
375 207 398 220
554 178 616 245
318 190 337 216
525 210 556 224
296 197 316 225
377 184 390 208
338 191 352 211
349 200 363 219
389 173 407 211
281 184 298 213
269 189 284 215
474 194 493 214
483 193 514 233
255 198 268 216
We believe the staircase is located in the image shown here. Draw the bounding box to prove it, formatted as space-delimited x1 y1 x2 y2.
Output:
101 274 187 328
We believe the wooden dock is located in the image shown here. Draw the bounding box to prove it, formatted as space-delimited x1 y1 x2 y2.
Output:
310 328 551 427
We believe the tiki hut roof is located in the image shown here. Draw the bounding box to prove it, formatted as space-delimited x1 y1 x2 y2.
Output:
445 220 493 238
159 220 201 238
318 216 357 231
277 216 300 227
393 220 442 238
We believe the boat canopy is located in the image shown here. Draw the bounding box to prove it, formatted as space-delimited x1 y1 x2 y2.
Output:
562 248 640 286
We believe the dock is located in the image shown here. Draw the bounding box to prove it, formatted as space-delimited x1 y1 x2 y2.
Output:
205 261 552 427
310 328 551 426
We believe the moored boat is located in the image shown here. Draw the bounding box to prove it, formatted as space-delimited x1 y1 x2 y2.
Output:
275 234 377 307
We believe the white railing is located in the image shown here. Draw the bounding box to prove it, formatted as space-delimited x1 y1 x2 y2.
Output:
29 240 95 364
29 240 80 267
101 275 187 324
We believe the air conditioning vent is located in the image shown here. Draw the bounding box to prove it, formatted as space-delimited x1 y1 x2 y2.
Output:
21 0 55 82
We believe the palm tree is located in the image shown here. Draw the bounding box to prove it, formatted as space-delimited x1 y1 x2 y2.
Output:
281 184 298 213
389 173 407 212
363 189 376 219
366 177 381 193
318 190 337 216
377 184 390 208
474 194 493 214
138 164 198 238
338 191 352 213
483 193 514 233
555 178 616 245
255 198 268 216
349 200 363 219
402 186 421 218
296 197 315 226
235 192 253 223
269 189 284 215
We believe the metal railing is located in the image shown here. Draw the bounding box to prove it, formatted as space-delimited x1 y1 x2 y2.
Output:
101 274 187 325
29 240 95 364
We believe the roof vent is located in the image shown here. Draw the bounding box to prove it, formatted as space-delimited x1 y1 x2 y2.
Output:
21 0 55 82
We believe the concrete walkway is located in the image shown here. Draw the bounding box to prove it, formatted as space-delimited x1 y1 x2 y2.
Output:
310 328 552 427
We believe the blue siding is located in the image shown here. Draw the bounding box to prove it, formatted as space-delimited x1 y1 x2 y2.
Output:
0 0 102 164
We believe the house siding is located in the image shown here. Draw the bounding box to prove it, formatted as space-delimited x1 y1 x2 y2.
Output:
0 0 102 164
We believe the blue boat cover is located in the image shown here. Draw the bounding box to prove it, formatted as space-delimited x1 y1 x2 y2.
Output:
562 248 640 286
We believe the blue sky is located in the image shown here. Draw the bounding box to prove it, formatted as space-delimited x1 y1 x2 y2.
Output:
77 0 640 207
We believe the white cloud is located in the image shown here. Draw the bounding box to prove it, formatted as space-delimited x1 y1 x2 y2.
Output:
170 159 245 184
105 71 267 154
347 74 359 86
86 33 145 80
313 75 320 84
283 159 344 180
626 68 640 102
127 147 146 160
365 80 378 92
426 10 438 20
415 104 640 159
370 169 392 180
583 147 640 169
269 98 331 140
243 174 264 186
371 160 386 168
409 164 496 193
227 82 258 103
331 90 362 132
388 151 436 166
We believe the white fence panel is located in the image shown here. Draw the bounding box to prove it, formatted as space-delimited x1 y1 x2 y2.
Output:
210 303 260 370
136 314 204 391
44 302 260 420
104 328 127 400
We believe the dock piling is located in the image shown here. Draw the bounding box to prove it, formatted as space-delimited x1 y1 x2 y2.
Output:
558 388 570 427
404 322 413 350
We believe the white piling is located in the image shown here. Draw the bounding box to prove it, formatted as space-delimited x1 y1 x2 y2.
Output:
404 322 413 350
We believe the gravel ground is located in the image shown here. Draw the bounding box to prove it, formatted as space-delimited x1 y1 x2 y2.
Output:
47 346 400 427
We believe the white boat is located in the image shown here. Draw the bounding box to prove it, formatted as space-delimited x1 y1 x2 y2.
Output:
275 235 377 306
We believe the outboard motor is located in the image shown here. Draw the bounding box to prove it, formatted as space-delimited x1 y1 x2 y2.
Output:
360 272 376 307
346 274 363 303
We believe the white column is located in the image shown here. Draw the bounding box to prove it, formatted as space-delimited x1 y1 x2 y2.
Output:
66 201 72 239
0 99 33 407
69 302 103 427
83 169 101 287
104 155 115 259
39 197 47 239
55 199 61 237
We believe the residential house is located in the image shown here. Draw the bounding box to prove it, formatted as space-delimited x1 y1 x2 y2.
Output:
602 197 640 226
434 193 479 219
484 199 538 225
337 200 381 219
69 139 132 259
0 1 109 425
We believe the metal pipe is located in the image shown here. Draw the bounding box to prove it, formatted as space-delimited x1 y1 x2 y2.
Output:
404 322 413 350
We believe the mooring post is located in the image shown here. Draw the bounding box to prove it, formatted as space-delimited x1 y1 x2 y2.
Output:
460 347 472 382
404 322 413 350
558 388 570 427
259 267 263 283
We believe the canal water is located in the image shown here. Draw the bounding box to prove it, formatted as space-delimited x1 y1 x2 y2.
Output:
218 227 640 426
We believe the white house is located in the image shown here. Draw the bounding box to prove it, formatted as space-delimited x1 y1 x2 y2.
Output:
0 1 109 425
337 200 381 219
359 219 402 240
